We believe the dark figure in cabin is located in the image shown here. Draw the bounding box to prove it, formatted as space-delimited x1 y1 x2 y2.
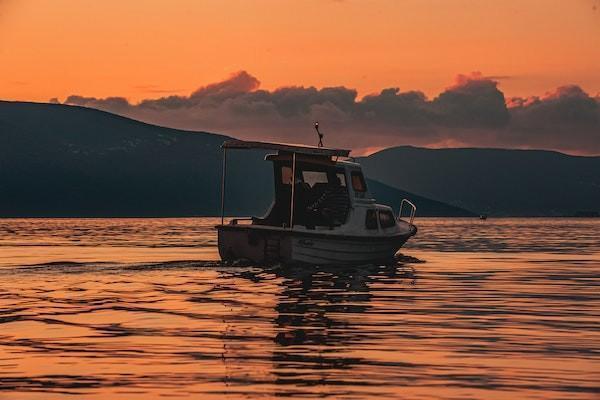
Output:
305 176 349 227
255 174 311 227
292 178 312 225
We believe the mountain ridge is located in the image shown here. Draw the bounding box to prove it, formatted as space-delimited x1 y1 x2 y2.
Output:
359 145 600 216
369 144 600 160
0 101 474 217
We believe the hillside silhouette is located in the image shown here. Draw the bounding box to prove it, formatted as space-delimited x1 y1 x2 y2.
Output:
0 101 473 217
360 146 600 216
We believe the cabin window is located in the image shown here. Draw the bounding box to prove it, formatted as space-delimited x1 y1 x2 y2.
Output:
379 210 396 229
302 171 328 188
365 210 378 230
351 171 367 192
336 173 347 187
281 166 293 185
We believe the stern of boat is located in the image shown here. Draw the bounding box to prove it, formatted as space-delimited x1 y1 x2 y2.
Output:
216 224 290 264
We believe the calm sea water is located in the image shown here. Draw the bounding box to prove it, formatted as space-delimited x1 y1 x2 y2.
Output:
0 218 598 399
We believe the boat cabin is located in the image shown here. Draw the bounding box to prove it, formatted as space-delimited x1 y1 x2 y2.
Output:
220 140 393 230
259 153 366 228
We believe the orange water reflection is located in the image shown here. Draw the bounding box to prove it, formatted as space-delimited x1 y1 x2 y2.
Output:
0 218 599 399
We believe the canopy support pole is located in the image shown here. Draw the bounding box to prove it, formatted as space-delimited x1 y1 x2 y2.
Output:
289 152 296 229
220 148 227 225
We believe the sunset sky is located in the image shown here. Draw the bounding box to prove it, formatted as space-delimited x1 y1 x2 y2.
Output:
1 0 599 153
2 0 599 102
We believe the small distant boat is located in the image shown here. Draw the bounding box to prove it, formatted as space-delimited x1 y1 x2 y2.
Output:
216 140 417 265
480 214 488 220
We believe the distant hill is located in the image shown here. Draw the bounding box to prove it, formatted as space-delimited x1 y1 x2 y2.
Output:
0 101 271 216
359 146 600 216
0 101 468 217
366 179 475 217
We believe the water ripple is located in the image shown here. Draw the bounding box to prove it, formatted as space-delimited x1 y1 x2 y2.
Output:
0 218 599 399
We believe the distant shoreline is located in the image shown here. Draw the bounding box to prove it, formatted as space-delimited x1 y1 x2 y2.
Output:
1 215 598 219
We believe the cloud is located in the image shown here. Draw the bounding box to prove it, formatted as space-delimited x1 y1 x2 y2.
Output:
65 95 131 113
505 85 600 153
433 72 510 128
138 71 260 110
62 71 600 155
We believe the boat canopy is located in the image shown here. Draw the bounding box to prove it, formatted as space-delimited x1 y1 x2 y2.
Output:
222 139 351 157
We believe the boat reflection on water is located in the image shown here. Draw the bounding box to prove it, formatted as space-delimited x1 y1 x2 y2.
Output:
220 260 418 392
272 262 415 343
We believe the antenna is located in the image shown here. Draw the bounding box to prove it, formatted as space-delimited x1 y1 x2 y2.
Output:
314 121 324 147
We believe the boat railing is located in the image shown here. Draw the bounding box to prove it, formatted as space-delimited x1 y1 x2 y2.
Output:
398 198 417 225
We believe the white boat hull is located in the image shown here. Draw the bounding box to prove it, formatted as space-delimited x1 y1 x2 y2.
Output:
217 225 416 265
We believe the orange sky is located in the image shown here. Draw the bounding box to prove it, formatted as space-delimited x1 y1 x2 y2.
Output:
1 0 599 102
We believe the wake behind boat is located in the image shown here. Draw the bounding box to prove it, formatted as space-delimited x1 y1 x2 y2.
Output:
216 138 417 265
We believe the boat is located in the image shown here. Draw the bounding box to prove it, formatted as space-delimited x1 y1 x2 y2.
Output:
216 139 417 265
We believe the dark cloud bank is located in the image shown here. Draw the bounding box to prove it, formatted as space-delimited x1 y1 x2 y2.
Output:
64 71 600 155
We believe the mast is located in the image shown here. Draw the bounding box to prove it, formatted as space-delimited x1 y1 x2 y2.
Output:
314 122 324 148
